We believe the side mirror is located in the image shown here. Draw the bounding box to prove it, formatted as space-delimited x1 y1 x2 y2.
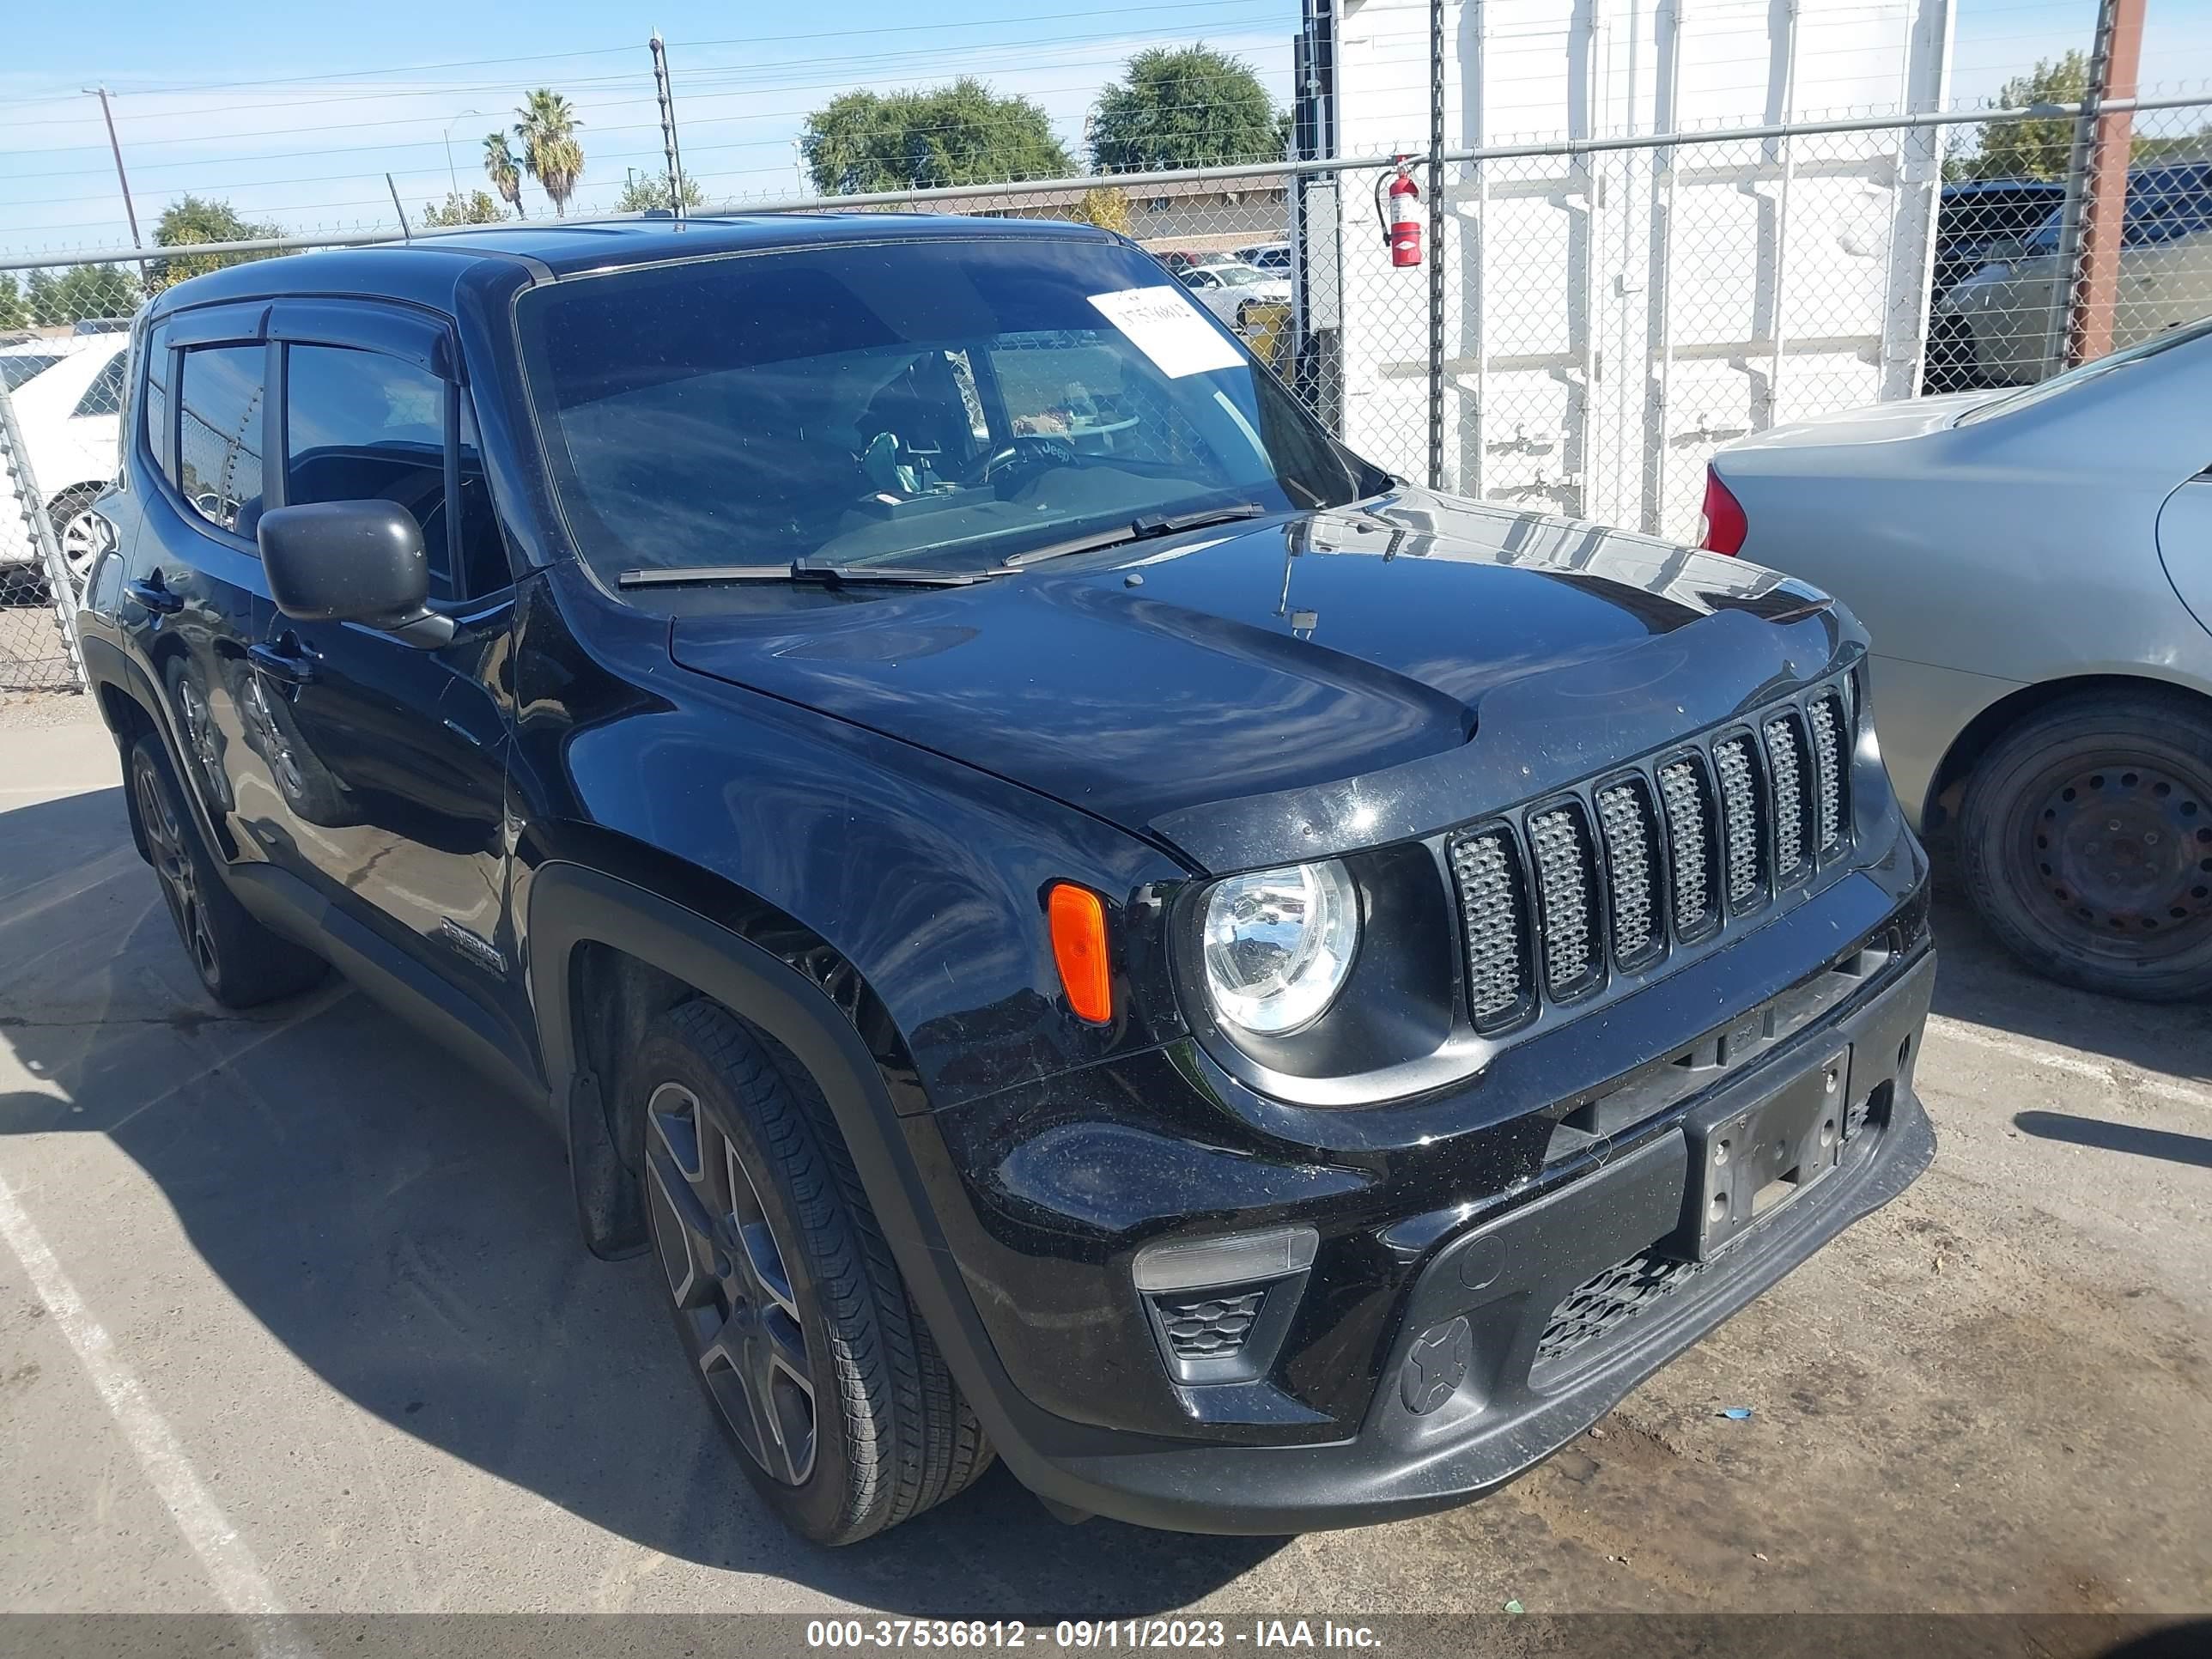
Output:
257 501 453 648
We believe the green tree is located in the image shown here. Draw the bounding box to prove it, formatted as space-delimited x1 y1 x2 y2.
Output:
1951 52 2087 181
0 273 26 332
421 190 507 228
515 89 584 217
1089 46 1284 173
616 173 707 213
25 264 141 325
149 195 283 290
483 132 526 219
803 78 1073 193
1064 185 1132 233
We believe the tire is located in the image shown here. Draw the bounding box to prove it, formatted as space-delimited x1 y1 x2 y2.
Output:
126 735 328 1009
634 998 992 1544
46 484 106 597
1960 690 2212 1001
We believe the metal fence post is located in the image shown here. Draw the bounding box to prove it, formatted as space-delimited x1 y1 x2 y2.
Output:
0 380 88 694
1427 0 1448 490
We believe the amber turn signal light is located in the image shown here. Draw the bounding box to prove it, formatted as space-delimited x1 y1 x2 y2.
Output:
1048 883 1113 1024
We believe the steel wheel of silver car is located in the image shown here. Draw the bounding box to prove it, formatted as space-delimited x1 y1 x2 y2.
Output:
2022 758 2212 953
644 1079 817 1486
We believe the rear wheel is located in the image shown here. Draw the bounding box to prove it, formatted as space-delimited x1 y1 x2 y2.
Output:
635 998 992 1544
127 735 326 1009
1960 690 2212 1000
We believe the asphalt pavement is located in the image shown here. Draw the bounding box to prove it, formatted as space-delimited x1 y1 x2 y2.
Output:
2 692 2208 1620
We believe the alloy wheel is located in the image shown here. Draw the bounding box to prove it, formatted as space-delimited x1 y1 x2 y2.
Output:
2021 757 2212 960
135 757 219 984
643 1079 818 1486
176 678 225 803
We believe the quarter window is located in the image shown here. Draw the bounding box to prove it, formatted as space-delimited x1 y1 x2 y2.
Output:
142 327 173 479
177 344 267 536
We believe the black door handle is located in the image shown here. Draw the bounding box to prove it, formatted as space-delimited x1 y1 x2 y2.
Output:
125 577 184 615
249 641 317 687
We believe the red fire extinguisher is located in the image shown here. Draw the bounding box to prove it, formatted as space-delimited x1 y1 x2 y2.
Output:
1376 156 1422 268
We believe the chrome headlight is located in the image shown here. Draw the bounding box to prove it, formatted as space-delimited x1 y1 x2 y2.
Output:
1200 860 1360 1035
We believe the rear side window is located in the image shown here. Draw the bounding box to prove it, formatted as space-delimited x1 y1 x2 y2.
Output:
143 328 173 478
177 345 267 537
283 343 484 601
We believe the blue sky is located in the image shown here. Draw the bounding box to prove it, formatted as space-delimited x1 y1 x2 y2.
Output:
3 0 2209 259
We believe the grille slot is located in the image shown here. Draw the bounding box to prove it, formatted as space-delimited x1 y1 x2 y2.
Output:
1656 755 1721 939
1595 777 1665 969
1808 690 1848 852
1450 829 1534 1031
1712 733 1768 908
1533 1249 1701 1379
1765 710 1815 879
1528 803 1602 997
1155 1287 1267 1360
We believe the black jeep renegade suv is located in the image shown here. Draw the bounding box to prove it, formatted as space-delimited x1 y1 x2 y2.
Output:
76 216 1935 1544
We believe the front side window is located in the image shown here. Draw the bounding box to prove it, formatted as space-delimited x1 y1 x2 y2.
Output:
516 236 1377 586
283 343 454 594
177 344 266 536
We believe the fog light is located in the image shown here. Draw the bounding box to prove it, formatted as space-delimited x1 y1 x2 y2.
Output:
1132 1224 1318 1292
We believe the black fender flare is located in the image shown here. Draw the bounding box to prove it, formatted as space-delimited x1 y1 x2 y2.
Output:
523 860 1182 1512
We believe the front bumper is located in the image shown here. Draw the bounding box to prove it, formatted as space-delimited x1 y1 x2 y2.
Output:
919 915 1935 1534
1043 946 1933 1532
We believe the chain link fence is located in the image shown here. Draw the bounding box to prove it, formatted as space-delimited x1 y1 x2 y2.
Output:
4 96 2209 696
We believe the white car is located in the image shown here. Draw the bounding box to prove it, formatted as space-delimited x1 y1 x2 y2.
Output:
1174 261 1291 331
1702 316 2212 1000
1932 162 2212 387
1236 241 1293 275
0 333 126 596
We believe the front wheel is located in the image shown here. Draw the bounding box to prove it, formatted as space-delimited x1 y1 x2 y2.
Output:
46 484 106 596
634 999 993 1544
1960 690 2212 1000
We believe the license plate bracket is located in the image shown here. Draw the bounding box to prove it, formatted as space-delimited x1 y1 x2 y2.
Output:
1678 1044 1851 1260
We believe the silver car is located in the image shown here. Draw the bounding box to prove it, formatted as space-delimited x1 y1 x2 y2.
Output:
1704 317 2212 1000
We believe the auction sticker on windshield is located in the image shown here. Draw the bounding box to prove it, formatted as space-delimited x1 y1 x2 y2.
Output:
1089 285 1245 378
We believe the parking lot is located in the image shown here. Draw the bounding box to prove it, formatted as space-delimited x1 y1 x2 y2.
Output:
1 689 2207 1621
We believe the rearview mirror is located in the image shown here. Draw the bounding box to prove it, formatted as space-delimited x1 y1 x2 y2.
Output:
257 501 453 648
1981 234 2026 265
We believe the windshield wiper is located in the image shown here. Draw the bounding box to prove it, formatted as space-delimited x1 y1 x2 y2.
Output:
617 561 999 590
1002 502 1270 568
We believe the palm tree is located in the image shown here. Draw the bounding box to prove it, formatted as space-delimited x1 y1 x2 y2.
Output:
483 132 526 219
514 89 584 218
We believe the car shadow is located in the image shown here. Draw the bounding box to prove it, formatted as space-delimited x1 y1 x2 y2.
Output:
0 784 1282 1615
1923 852 2212 1085
2013 1109 2212 1170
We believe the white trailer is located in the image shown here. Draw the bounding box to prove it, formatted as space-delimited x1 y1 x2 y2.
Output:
1313 0 1955 538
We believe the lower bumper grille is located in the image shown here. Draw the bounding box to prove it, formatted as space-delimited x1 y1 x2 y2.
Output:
1532 1249 1701 1381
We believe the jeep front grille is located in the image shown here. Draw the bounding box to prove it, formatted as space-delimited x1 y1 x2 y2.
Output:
1528 803 1600 997
1595 778 1662 968
1450 829 1533 1030
1446 678 1856 1035
1808 690 1848 851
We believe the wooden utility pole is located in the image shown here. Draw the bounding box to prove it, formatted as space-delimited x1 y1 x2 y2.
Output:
2067 0 2148 367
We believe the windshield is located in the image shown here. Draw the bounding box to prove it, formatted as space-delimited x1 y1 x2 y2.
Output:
1956 313 2212 426
1212 265 1273 287
2 352 67 391
516 236 1376 583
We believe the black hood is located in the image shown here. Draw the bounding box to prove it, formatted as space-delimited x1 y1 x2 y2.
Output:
667 490 1846 870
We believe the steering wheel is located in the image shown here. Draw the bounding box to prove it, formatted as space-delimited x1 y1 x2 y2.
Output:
959 436 1078 488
